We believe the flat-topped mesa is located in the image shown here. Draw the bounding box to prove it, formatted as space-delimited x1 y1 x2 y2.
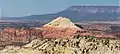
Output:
42 17 84 38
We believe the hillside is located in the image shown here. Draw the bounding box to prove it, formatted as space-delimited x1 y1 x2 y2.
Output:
2 6 120 21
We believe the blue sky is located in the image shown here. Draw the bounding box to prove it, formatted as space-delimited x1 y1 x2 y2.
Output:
0 0 119 17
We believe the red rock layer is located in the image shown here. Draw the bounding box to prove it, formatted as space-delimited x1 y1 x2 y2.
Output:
0 27 116 44
0 27 42 43
41 27 80 38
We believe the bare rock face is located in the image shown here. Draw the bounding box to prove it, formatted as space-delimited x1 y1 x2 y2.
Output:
0 27 43 46
41 27 79 38
1 27 30 43
41 17 83 38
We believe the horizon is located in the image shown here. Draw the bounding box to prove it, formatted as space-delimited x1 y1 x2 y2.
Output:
1 5 120 18
0 0 119 17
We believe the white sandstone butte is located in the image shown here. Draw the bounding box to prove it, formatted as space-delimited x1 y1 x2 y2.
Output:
43 17 83 30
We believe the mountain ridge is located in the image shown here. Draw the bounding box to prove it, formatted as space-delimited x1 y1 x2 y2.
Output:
2 5 120 21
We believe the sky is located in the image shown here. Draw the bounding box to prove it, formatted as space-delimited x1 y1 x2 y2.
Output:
0 0 119 17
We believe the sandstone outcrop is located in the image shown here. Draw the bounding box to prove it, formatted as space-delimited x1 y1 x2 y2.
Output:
41 17 84 38
0 36 120 54
0 27 43 46
43 17 80 29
